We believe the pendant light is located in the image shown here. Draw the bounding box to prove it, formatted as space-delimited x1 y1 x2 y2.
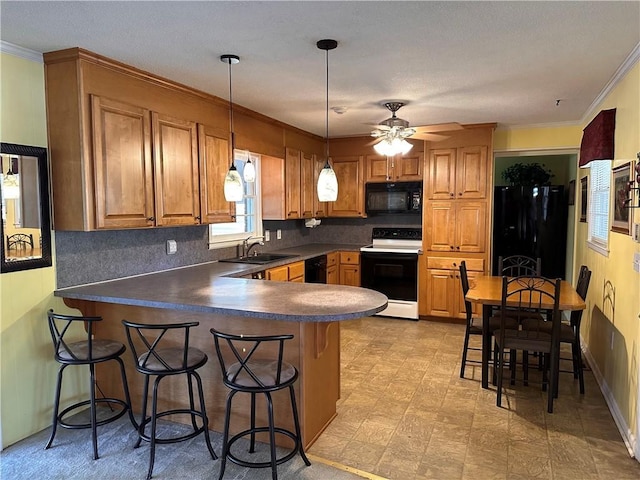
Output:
221 54 244 202
316 39 339 202
243 156 256 183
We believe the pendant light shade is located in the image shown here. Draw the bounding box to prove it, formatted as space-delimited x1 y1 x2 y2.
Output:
316 39 339 202
243 157 256 183
221 54 244 202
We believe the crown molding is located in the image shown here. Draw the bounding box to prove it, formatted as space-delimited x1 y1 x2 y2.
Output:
0 41 43 63
581 41 640 124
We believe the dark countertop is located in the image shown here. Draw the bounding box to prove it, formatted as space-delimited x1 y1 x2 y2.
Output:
55 243 386 322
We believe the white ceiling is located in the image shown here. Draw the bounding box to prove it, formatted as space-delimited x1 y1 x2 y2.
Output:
1 1 639 138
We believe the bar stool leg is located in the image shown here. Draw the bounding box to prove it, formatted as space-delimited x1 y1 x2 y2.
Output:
45 365 66 450
193 371 216 459
249 393 256 453
187 372 198 431
115 356 138 429
135 375 150 449
146 376 163 480
218 391 235 480
289 385 311 466
265 392 278 480
89 363 98 460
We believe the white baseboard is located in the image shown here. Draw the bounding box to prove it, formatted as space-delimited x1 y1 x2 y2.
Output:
581 338 637 458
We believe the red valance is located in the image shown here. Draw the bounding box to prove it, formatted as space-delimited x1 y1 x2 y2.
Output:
579 108 616 167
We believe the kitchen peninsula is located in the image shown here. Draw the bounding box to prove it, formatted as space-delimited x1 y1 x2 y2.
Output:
55 260 388 449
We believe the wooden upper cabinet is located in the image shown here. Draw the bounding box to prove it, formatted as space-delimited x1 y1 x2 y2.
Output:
424 201 486 253
152 112 200 226
198 124 234 224
285 147 302 219
427 146 487 199
92 96 155 229
365 153 423 182
301 151 320 218
327 155 365 217
456 146 488 199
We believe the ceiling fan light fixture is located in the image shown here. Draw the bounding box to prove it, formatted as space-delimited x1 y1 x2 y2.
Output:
374 137 413 156
316 39 339 203
221 54 244 202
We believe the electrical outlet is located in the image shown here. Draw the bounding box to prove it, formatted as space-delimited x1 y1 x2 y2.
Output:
277 229 282 240
633 223 640 242
265 230 270 242
166 240 177 255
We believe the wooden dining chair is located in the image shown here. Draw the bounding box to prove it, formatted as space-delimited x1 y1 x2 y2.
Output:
493 275 562 413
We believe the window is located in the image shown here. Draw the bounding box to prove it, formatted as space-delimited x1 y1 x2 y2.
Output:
208 151 263 248
587 159 611 255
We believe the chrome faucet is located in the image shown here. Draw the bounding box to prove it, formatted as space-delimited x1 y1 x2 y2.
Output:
242 237 264 258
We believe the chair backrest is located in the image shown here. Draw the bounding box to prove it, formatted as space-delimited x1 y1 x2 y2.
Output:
47 309 101 363
498 275 561 343
458 261 473 324
498 255 542 277
211 329 294 389
7 233 34 250
570 265 591 329
122 320 200 374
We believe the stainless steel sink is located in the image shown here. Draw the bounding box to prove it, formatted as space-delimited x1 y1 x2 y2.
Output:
220 253 298 265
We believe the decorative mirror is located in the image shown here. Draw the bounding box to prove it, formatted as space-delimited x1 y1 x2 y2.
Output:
0 143 52 273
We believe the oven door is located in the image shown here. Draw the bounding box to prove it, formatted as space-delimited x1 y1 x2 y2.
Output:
360 251 418 302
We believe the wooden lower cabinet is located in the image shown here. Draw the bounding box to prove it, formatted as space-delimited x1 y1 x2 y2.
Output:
326 252 339 285
424 257 483 319
339 251 360 286
266 261 305 282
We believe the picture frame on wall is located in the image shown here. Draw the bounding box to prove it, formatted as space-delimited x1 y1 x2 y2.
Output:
568 179 575 205
580 176 588 222
611 162 631 234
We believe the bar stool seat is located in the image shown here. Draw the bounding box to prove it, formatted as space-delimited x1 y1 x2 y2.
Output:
211 329 310 480
45 310 136 460
122 320 216 480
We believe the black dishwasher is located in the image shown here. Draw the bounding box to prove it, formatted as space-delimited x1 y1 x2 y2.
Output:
305 255 327 283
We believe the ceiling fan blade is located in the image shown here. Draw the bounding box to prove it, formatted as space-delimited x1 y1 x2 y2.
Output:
413 122 463 134
413 132 450 142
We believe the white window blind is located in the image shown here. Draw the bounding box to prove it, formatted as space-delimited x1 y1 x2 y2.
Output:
587 159 611 254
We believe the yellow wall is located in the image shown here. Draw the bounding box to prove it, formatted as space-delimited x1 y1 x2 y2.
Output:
496 63 640 447
0 52 83 448
576 62 640 446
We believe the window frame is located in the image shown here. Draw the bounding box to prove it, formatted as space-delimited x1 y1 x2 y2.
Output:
586 159 611 257
208 151 263 249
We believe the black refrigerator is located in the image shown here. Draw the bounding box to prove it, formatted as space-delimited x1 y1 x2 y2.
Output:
492 185 567 279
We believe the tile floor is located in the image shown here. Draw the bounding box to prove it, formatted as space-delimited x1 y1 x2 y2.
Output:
307 317 640 480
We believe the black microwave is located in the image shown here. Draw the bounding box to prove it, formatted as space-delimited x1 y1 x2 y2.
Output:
365 181 422 215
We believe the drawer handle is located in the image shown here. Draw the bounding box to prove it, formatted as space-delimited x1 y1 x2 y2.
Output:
147 216 155 221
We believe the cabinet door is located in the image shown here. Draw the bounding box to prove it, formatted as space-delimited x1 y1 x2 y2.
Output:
285 147 302 219
198 124 234 224
425 268 455 317
266 265 289 282
365 154 390 182
394 153 423 181
427 149 456 199
92 96 154 229
424 201 456 252
456 146 487 199
326 265 339 285
327 155 364 217
339 264 360 286
152 113 200 226
455 202 487 253
301 151 316 218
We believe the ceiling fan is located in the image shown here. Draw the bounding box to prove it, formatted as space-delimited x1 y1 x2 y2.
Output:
369 102 463 146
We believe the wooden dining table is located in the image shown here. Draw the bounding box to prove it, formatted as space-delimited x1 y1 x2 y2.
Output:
465 275 587 389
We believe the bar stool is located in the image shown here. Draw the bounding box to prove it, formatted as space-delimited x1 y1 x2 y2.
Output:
210 329 311 480
122 320 217 480
45 310 136 460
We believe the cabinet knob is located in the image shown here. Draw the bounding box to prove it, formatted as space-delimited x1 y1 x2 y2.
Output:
458 192 462 196
450 193 454 197
456 246 460 250
147 216 155 221
195 216 201 221
450 246 454 250
453 262 457 267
